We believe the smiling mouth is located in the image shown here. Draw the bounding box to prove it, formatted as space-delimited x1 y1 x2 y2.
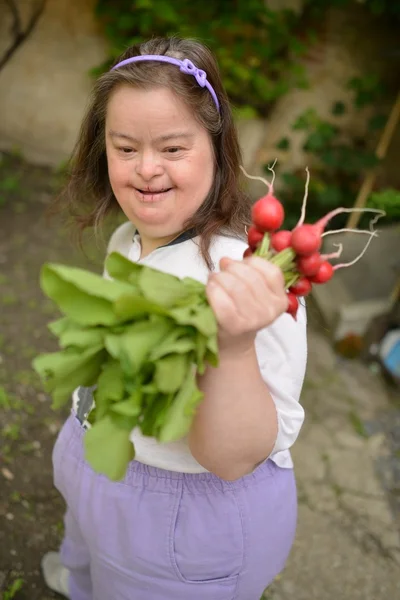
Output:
137 188 172 195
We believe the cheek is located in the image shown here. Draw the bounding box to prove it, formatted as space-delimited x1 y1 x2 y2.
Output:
106 153 129 188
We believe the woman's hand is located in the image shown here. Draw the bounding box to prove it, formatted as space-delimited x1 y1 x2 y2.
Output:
206 256 288 354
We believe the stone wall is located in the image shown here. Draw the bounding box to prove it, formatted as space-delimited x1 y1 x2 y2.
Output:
0 0 107 166
0 0 398 188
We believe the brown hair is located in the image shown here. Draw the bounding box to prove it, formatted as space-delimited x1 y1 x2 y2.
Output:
57 36 251 269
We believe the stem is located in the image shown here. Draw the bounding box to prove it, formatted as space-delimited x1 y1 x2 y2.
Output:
239 165 273 195
334 230 378 270
294 166 311 229
270 247 296 270
256 233 271 257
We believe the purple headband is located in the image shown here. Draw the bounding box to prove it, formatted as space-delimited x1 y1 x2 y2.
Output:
110 55 220 112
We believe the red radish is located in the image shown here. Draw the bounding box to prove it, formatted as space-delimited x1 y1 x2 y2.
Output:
240 162 284 232
296 252 322 277
247 225 264 250
243 247 253 258
309 261 334 284
291 224 322 256
292 205 385 257
252 195 285 232
271 230 292 252
289 277 312 297
286 292 299 320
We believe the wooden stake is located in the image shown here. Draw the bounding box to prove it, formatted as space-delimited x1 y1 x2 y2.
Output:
346 91 400 229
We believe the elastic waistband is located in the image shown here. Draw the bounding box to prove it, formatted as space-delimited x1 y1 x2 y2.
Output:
64 411 283 494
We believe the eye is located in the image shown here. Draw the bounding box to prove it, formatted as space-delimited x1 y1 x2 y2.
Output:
165 147 182 154
121 147 133 154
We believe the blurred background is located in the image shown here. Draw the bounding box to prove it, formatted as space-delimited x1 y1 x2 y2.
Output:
0 0 399 598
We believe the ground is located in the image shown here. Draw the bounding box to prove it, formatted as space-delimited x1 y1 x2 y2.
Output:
0 153 399 599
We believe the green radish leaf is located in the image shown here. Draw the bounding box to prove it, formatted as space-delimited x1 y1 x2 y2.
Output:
48 316 72 337
40 263 134 326
139 392 173 438
105 317 173 373
205 347 219 368
158 369 203 442
169 304 218 337
110 389 142 418
206 333 219 358
59 326 105 349
94 359 125 419
154 354 190 393
32 346 106 408
84 416 135 481
182 276 206 294
114 293 169 320
105 252 143 285
149 327 196 361
138 267 196 307
195 332 207 374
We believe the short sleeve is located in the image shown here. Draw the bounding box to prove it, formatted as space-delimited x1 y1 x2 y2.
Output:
103 221 136 278
255 301 307 459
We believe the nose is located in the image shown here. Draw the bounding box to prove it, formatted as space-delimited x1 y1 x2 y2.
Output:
135 150 163 181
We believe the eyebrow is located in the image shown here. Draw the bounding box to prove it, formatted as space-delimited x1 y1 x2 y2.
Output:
108 130 194 143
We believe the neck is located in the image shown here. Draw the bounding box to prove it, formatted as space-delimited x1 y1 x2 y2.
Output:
139 231 182 258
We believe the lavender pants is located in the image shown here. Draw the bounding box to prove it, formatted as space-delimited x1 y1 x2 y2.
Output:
52 413 297 600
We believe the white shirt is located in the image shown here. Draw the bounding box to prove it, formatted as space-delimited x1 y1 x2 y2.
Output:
77 221 307 473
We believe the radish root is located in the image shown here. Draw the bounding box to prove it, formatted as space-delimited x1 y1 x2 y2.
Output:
334 230 378 270
267 159 278 190
322 227 380 238
239 164 275 195
321 243 343 260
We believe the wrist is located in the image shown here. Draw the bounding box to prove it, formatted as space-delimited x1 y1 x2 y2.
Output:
217 333 256 361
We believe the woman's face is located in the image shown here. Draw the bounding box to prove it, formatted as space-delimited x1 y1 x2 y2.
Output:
105 85 215 252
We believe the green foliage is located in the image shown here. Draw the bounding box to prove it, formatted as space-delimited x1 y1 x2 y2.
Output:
3 577 24 600
368 189 400 218
33 254 218 480
93 0 314 115
273 73 398 229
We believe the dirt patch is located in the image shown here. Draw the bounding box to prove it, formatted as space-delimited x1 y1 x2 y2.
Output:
0 152 114 599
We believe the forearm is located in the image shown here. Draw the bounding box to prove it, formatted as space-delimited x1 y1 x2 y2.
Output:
188 343 278 480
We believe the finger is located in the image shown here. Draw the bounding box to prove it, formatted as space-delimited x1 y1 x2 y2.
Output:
244 256 286 294
220 259 270 305
210 269 251 304
206 279 245 331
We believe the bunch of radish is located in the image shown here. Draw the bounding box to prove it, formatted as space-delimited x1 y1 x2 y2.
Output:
241 165 385 320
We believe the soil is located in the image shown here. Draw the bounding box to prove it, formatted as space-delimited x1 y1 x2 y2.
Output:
0 152 113 599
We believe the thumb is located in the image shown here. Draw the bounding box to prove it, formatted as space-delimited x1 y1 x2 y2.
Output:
219 256 234 271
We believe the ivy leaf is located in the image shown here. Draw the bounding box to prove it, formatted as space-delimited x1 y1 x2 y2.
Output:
84 416 135 481
368 114 387 131
331 101 346 116
276 137 290 150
